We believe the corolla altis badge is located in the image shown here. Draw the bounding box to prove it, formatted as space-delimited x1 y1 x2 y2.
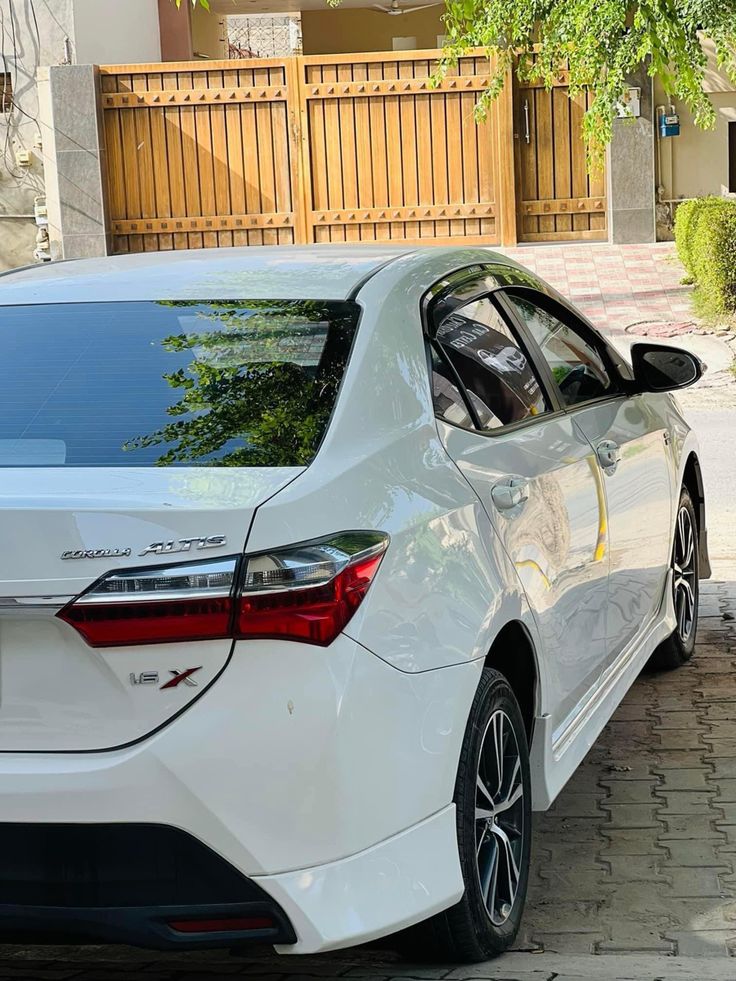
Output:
61 536 226 560
139 536 227 556
61 548 131 560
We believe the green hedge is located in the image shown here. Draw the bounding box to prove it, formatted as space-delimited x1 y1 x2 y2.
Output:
675 196 736 315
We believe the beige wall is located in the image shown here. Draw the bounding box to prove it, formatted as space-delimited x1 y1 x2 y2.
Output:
192 5 227 59
301 6 444 55
655 38 736 201
73 0 161 64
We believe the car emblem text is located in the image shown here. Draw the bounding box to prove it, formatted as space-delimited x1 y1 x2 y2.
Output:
139 535 227 557
129 667 202 690
61 548 131 561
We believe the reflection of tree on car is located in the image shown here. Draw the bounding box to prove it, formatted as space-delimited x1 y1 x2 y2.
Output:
437 313 545 427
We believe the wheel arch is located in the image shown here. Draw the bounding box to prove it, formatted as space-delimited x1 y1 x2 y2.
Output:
483 620 539 744
681 451 711 579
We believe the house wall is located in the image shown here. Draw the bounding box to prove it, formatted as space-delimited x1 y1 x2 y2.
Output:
654 38 736 202
191 4 226 59
0 0 75 270
73 0 161 64
300 6 445 55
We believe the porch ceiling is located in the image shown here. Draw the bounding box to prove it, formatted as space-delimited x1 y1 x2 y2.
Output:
208 0 441 13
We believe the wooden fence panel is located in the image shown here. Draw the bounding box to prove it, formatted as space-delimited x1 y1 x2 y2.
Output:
300 51 502 246
100 50 601 253
100 59 298 253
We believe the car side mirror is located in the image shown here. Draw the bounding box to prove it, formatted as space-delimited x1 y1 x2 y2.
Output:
630 342 704 393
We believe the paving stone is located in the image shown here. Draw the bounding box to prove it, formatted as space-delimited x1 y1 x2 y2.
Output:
659 813 726 839
663 839 728 867
604 856 668 883
662 929 736 957
600 803 661 829
656 790 718 814
703 703 736 720
598 779 661 804
528 932 604 954
536 840 604 868
609 703 652 722
655 768 713 791
713 802 736 824
537 868 609 899
709 758 736 779
599 827 667 855
545 795 604 819
654 728 706 750
652 710 704 729
666 868 729 897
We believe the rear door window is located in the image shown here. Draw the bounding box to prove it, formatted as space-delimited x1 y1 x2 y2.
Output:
0 300 359 467
433 296 551 430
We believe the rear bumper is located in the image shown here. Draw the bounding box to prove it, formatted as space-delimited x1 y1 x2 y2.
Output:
0 636 479 951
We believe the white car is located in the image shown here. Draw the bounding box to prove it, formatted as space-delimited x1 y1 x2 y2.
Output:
0 247 708 961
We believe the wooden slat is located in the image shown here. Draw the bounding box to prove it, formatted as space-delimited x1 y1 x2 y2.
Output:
352 63 374 242
208 68 232 248
368 62 390 242
255 65 278 246
338 61 359 243
307 64 330 244
534 87 555 238
224 65 247 248
570 90 591 236
414 58 435 239
430 87 449 237
383 60 404 240
312 203 495 224
102 86 287 108
193 69 218 249
552 86 572 234
399 59 419 240
302 75 490 100
520 196 605 216
161 71 187 250
111 213 293 235
299 47 488 66
494 61 515 245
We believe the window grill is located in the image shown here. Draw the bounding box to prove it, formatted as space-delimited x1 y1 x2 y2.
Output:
226 15 302 59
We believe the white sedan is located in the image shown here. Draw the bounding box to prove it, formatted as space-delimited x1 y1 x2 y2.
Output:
0 246 708 961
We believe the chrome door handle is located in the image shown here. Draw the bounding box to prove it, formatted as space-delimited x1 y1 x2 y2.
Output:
596 439 621 473
491 477 530 511
523 100 531 144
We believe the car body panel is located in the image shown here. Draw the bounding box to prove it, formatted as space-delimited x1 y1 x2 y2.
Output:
0 245 710 952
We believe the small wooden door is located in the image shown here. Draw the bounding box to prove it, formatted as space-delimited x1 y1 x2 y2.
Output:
515 69 607 242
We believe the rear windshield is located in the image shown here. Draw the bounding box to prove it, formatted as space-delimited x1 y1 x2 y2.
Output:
0 300 359 468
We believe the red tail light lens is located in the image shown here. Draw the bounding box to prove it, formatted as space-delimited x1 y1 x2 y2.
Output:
237 534 388 645
57 533 387 648
57 558 238 648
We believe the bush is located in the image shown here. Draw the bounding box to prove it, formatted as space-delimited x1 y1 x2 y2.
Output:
674 196 722 278
674 196 736 316
689 198 736 316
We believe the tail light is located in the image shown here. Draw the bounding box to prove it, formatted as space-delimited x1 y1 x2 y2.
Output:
57 532 388 649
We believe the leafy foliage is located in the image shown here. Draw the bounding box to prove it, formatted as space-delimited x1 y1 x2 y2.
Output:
439 0 736 167
125 301 355 467
674 196 736 317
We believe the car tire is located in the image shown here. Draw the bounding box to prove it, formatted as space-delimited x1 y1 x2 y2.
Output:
649 486 699 671
404 667 532 962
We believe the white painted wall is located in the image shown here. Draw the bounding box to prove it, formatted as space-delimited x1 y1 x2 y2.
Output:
72 0 161 65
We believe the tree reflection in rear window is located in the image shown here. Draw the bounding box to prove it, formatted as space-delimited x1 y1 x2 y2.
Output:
0 300 360 467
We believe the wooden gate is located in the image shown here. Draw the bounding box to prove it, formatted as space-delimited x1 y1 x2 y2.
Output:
100 59 303 252
515 65 607 242
297 51 513 246
99 51 603 253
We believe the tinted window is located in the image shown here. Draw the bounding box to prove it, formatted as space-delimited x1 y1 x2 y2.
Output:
504 292 613 407
0 300 359 468
430 346 474 429
434 296 550 430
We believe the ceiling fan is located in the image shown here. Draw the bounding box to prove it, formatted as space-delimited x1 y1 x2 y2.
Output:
371 0 441 14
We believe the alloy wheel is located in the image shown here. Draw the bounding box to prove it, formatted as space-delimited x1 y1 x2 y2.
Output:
474 710 525 926
673 504 697 644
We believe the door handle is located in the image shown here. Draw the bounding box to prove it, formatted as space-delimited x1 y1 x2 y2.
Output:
491 477 530 511
596 439 621 473
523 100 531 144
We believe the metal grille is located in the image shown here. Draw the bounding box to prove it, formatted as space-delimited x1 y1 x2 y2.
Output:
227 15 302 59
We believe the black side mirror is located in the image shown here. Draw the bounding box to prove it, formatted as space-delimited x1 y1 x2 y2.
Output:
630 342 704 393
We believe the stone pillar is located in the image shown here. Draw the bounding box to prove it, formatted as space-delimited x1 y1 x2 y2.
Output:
37 64 110 260
608 64 656 244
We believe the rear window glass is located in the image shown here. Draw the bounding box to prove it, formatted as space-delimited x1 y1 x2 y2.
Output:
0 300 359 468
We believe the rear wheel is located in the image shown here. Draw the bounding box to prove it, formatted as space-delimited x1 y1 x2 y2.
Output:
649 486 699 671
412 668 532 962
